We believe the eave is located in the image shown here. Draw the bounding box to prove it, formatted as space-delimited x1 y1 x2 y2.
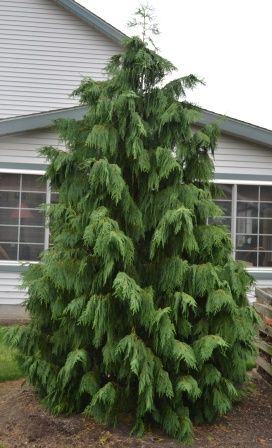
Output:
0 106 88 137
0 106 271 149
198 109 272 149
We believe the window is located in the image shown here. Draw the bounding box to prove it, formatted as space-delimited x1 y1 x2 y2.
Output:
0 173 48 261
210 184 232 231
213 183 272 268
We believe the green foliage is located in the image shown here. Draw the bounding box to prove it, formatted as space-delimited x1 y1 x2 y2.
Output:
5 32 258 443
176 375 201 401
0 326 23 382
85 382 118 424
113 272 142 314
206 289 238 315
193 335 228 364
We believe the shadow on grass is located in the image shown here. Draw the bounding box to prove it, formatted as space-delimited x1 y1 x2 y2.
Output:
0 326 23 382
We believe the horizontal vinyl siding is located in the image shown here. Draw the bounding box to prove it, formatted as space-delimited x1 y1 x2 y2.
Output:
0 128 64 165
2 127 272 175
1 272 270 306
214 134 272 176
0 272 26 305
0 0 121 118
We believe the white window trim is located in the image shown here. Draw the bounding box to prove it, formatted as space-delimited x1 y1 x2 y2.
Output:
215 179 272 186
0 170 49 265
0 260 39 266
214 179 272 272
0 168 45 175
1 175 272 272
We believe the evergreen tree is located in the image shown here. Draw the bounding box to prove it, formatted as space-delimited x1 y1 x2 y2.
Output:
127 3 160 50
6 21 259 442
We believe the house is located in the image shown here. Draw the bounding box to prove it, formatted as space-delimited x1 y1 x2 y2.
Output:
0 0 271 320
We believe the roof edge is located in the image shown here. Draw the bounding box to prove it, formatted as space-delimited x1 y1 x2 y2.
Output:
54 0 125 44
197 109 272 148
0 106 88 137
0 106 271 148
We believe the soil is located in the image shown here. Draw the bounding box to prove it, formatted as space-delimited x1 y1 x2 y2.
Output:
0 372 271 448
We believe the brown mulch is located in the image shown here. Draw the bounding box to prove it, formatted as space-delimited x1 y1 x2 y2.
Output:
0 372 271 448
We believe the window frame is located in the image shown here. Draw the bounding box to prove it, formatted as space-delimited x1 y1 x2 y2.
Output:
1 171 271 270
214 178 272 271
0 168 50 265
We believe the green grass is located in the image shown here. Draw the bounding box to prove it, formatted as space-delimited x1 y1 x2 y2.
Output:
0 326 23 382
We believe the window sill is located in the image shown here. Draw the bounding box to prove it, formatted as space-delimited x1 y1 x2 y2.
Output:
0 260 38 273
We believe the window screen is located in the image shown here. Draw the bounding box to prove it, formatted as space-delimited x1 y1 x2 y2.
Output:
211 183 272 268
0 173 46 261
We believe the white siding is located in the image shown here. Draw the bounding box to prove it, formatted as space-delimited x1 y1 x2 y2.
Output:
0 128 64 165
1 129 272 307
0 127 63 308
0 0 121 119
0 273 267 307
214 134 272 176
0 272 26 305
0 274 267 307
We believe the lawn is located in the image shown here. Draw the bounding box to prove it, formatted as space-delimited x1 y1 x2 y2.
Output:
0 326 22 382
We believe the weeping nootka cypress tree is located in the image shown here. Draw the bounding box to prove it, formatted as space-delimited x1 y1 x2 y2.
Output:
6 6 259 443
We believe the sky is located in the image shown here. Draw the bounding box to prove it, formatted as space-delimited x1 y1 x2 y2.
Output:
77 0 272 130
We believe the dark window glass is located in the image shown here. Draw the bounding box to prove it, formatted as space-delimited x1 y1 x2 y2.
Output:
236 217 258 234
0 173 20 191
212 183 272 268
216 184 232 200
260 219 272 235
236 235 258 251
0 174 47 261
19 244 44 261
259 235 272 252
236 251 257 267
0 243 17 260
214 200 232 216
260 186 272 202
20 209 44 226
260 203 272 218
237 201 258 218
0 226 18 242
22 175 46 192
21 192 46 209
259 252 272 267
0 209 19 226
20 227 45 244
237 185 259 201
0 191 20 208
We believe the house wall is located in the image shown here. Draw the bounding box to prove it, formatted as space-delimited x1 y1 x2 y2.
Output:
0 128 60 317
0 127 272 316
0 0 121 119
4 129 271 174
214 134 272 176
0 272 27 305
0 128 64 165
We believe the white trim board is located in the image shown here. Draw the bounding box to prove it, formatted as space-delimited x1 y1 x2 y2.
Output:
215 179 272 186
0 169 45 175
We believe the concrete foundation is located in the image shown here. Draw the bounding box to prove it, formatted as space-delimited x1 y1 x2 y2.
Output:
0 304 30 324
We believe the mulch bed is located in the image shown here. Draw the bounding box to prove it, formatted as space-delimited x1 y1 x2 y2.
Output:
0 372 271 448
